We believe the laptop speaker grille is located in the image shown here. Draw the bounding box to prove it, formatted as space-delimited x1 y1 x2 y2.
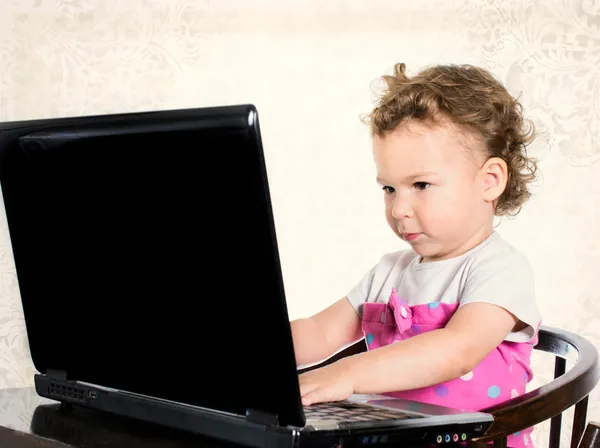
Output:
47 383 96 403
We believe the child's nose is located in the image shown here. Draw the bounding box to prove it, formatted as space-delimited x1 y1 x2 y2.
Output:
391 197 413 219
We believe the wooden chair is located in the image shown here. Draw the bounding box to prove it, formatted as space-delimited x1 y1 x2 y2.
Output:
578 422 600 448
300 326 600 448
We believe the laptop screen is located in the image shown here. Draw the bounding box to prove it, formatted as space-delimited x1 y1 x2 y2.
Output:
0 105 304 427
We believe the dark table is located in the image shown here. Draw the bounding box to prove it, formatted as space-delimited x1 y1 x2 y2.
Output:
0 387 247 447
0 387 487 447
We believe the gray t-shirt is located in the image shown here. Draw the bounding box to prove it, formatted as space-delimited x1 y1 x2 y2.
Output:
347 232 541 343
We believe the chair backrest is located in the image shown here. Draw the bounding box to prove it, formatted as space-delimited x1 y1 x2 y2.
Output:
300 326 600 448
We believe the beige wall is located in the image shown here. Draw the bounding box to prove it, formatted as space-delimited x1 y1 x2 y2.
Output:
1 1 599 445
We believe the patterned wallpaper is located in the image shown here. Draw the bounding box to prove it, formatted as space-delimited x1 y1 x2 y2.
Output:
1 1 599 445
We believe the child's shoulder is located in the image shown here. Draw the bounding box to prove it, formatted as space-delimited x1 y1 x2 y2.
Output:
467 232 533 278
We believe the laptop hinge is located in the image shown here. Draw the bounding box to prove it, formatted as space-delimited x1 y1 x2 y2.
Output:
245 408 279 426
46 369 67 381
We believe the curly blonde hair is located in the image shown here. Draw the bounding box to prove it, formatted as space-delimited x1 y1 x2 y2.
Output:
365 62 538 217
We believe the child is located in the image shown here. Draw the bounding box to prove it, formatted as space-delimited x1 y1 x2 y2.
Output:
290 62 542 448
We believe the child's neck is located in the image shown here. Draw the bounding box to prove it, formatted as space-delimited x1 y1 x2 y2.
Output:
420 226 494 263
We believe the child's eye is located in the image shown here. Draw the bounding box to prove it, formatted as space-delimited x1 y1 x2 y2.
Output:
382 186 395 194
414 182 430 191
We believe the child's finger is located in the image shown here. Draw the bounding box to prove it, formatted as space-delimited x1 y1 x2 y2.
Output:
303 386 333 406
299 379 318 398
301 390 320 406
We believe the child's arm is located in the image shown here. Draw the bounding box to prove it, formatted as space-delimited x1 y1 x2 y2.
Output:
291 297 363 367
299 302 519 405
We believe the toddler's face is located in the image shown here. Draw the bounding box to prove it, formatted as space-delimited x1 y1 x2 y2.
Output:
373 120 493 262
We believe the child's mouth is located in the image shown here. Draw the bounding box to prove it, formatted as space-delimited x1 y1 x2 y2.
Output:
403 232 421 242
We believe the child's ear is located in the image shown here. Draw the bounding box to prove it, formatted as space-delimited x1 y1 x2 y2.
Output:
481 157 508 202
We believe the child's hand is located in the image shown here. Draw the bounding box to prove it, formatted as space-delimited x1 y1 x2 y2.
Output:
298 359 355 406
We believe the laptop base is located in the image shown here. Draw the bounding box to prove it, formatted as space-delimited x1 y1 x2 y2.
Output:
36 374 491 447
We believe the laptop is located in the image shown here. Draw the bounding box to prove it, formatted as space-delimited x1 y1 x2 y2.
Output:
0 104 493 447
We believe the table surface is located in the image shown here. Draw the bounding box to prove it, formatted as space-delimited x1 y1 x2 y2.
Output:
0 387 487 447
0 387 252 447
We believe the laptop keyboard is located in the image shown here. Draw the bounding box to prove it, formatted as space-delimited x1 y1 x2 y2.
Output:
304 401 418 423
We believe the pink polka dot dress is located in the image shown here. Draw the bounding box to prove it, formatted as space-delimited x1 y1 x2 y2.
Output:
361 288 538 448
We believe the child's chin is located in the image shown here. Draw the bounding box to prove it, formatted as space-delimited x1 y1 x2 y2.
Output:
412 244 448 262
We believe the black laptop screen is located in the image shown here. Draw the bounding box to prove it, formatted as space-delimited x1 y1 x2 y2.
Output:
0 106 304 427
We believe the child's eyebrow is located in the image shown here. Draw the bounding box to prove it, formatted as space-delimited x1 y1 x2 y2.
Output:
409 171 438 179
376 171 438 184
